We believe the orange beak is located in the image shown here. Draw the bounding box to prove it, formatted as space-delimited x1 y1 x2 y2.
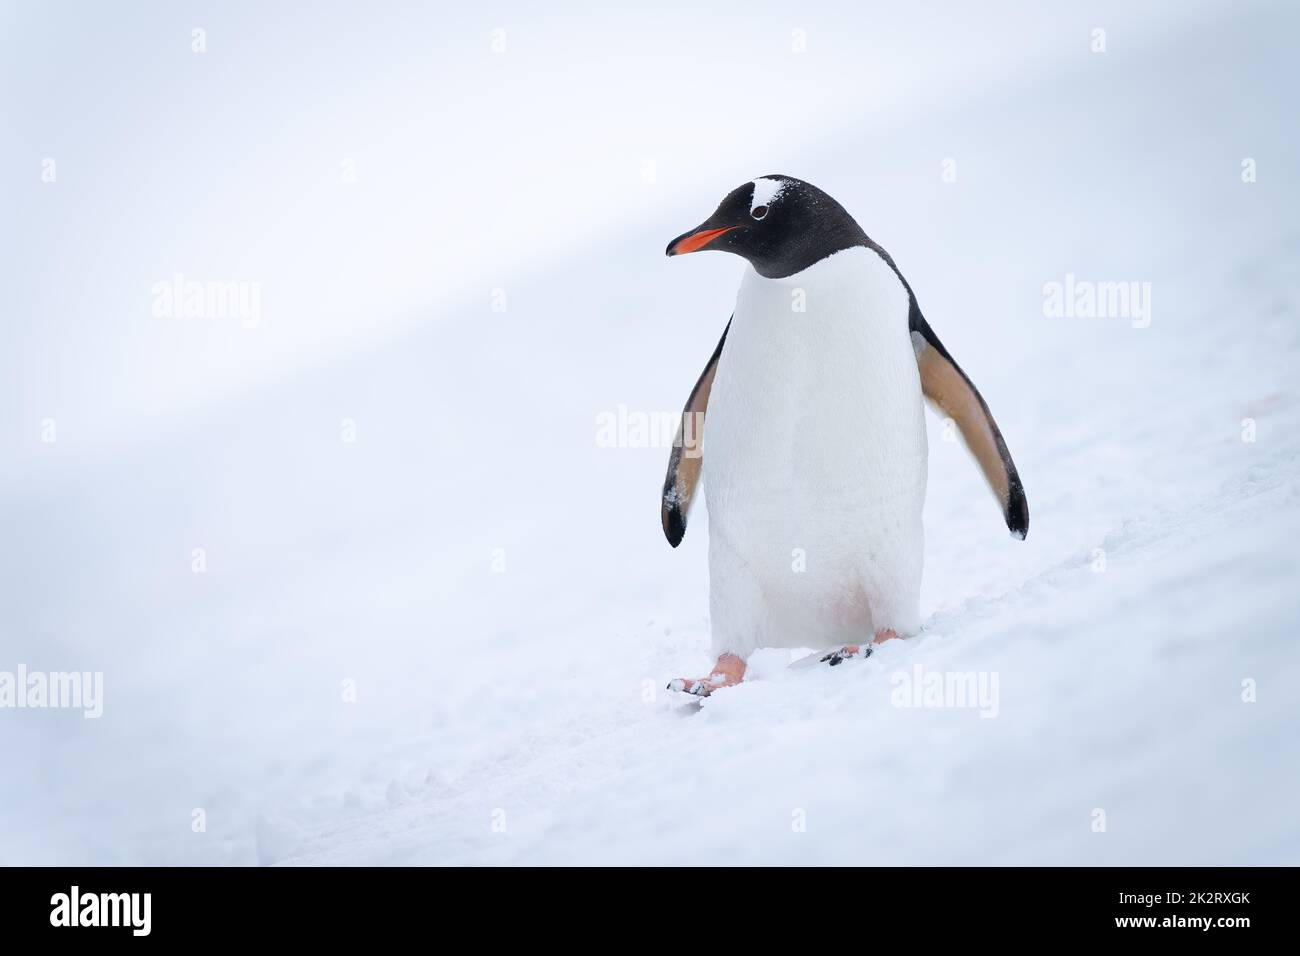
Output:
666 225 737 256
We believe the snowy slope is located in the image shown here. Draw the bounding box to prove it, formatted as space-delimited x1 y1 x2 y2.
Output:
2 1 1298 865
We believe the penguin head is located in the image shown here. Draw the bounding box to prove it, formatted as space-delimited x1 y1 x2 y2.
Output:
666 175 868 278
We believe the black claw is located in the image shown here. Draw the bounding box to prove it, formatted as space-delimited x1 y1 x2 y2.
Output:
821 646 873 667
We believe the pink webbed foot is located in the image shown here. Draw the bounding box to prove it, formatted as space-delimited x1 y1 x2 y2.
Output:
820 629 899 667
668 652 746 697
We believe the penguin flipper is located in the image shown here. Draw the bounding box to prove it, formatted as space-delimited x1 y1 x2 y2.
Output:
909 308 1029 539
661 318 730 547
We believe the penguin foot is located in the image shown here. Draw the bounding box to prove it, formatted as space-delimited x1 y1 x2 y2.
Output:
820 645 872 666
667 652 746 697
820 629 899 666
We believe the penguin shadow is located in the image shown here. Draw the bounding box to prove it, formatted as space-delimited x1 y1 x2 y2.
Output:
671 699 705 716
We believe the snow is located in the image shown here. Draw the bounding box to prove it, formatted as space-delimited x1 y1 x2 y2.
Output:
2 1 1298 866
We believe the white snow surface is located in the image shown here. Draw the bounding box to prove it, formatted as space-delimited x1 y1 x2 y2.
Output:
2 1 1299 865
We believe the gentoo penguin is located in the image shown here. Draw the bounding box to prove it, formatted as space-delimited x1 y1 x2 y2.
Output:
662 175 1027 696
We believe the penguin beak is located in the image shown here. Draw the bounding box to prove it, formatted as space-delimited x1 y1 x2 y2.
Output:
666 225 738 257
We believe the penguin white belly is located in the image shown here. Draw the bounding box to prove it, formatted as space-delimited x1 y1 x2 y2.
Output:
704 246 927 655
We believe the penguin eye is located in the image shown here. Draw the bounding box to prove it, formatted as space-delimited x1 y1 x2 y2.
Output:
751 205 769 220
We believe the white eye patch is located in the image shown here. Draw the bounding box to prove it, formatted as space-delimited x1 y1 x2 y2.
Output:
749 177 786 215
